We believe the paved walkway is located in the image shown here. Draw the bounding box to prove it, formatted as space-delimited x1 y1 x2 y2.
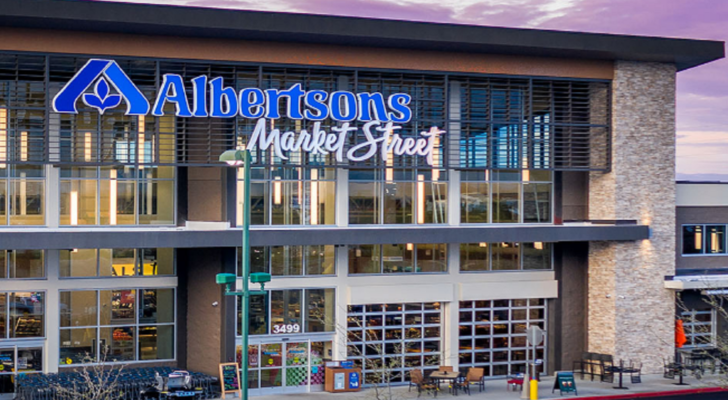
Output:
220 373 727 400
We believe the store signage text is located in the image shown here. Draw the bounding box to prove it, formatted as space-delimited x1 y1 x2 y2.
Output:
52 59 444 165
272 323 301 334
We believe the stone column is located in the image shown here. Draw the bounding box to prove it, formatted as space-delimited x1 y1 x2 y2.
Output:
588 61 677 373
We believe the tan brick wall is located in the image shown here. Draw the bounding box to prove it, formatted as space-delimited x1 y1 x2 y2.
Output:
588 61 677 373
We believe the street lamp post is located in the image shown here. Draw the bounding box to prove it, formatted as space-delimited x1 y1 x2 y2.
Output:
216 149 270 400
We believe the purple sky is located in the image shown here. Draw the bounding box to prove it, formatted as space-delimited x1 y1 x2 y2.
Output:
100 0 728 180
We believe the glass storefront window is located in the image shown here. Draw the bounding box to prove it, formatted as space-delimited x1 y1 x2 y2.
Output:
460 170 552 224
10 292 44 338
241 168 336 226
349 169 447 225
61 167 175 226
460 242 552 272
459 299 547 377
6 167 45 226
6 250 44 278
347 302 442 384
60 248 175 278
60 288 175 365
349 244 447 274
240 246 333 277
239 288 334 337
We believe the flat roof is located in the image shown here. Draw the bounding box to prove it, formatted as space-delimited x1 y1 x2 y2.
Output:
1 0 724 71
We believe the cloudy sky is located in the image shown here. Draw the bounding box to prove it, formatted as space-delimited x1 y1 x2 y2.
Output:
99 0 728 180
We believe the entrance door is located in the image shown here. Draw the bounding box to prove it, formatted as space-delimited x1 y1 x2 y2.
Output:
0 345 43 400
245 339 331 396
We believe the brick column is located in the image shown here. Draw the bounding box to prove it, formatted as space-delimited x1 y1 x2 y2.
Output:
588 61 677 373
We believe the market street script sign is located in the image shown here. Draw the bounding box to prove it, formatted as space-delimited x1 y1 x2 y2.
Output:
53 59 444 165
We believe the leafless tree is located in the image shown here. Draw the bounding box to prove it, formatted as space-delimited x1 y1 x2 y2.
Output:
52 350 126 400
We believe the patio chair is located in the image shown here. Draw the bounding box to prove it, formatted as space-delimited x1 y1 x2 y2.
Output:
465 367 485 393
630 361 642 384
411 369 437 398
598 354 614 383
663 357 676 379
453 375 470 396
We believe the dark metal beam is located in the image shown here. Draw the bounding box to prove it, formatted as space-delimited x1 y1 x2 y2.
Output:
0 0 723 71
0 225 649 249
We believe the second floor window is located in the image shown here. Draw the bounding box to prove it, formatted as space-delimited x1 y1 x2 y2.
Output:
683 225 727 255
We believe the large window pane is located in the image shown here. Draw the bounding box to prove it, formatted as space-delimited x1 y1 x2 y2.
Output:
18 347 42 372
100 327 135 361
461 182 489 223
460 243 489 272
270 290 302 333
9 250 43 278
706 226 726 254
492 182 520 223
382 182 413 224
349 182 379 224
523 183 551 223
492 243 520 271
138 180 174 225
245 294 268 335
305 245 335 275
139 248 174 276
271 181 301 225
100 180 135 225
138 325 174 360
100 290 136 325
683 225 704 254
423 181 447 224
383 244 413 273
60 291 97 327
100 249 136 277
349 245 380 274
60 180 97 225
306 289 335 332
0 181 6 225
416 244 447 273
0 294 6 338
10 292 44 338
9 180 44 225
248 182 269 225
61 328 97 364
139 289 174 324
60 249 97 277
271 246 303 276
0 251 6 279
522 243 551 270
309 180 336 225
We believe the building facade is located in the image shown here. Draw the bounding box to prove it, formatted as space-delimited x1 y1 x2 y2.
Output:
0 0 724 396
668 182 728 349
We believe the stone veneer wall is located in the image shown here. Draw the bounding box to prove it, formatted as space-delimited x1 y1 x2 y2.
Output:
588 61 677 373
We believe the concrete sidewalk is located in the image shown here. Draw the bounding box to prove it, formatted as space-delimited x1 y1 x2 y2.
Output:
220 373 727 400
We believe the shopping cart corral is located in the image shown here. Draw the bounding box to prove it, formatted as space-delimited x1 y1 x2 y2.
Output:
15 367 219 400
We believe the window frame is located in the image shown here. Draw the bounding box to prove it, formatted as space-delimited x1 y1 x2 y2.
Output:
348 243 449 275
59 248 176 279
459 242 553 273
682 224 728 256
58 287 176 366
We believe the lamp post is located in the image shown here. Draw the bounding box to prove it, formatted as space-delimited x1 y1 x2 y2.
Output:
216 149 270 400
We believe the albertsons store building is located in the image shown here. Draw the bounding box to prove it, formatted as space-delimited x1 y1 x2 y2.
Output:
0 0 723 396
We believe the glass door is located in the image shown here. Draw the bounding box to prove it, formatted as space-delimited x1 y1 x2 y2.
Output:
0 345 43 400
244 339 332 395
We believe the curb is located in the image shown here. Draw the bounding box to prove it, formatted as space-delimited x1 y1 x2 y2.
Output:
575 387 728 400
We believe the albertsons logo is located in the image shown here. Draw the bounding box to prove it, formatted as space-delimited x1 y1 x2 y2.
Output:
53 59 150 115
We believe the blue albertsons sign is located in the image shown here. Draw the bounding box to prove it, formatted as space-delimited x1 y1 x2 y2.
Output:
53 59 444 164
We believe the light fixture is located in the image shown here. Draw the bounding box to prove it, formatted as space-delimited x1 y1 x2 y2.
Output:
20 131 28 161
273 176 282 205
385 130 394 182
70 190 79 225
534 242 543 250
432 135 440 182
522 170 530 182
695 230 702 251
485 170 490 181
310 169 318 225
0 108 6 169
138 116 145 169
109 169 117 225
711 231 720 253
84 132 92 162
219 149 245 166
479 242 487 248
417 174 425 224
406 243 414 251
72 249 78 253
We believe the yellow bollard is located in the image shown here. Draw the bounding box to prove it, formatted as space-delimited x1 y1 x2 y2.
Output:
529 379 538 400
